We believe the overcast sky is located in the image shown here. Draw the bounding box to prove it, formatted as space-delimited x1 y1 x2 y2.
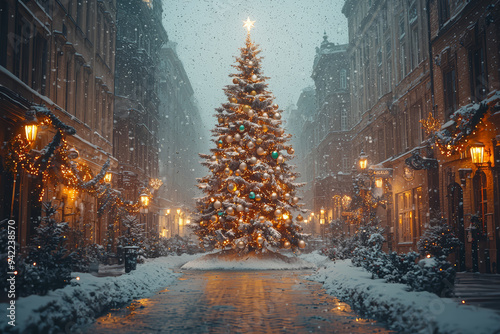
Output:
162 0 348 128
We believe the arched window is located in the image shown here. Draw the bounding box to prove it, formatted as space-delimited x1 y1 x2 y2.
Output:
473 170 487 229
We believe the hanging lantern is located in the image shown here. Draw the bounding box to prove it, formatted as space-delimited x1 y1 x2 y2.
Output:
104 172 112 183
24 123 38 144
470 142 485 164
358 150 368 170
375 178 383 188
140 193 150 207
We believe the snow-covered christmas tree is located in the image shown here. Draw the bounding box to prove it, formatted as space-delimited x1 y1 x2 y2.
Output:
192 18 306 252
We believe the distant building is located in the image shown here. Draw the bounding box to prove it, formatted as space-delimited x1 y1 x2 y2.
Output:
157 42 205 237
0 0 117 246
113 0 167 238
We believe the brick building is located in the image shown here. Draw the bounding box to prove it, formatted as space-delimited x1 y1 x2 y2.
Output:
0 0 117 246
113 0 167 238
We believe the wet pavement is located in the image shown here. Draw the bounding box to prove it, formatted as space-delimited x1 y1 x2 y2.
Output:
83 270 392 333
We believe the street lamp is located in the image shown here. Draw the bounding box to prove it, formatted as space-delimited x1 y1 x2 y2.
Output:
375 178 383 188
140 193 150 207
24 121 38 145
358 150 368 170
470 142 485 164
104 172 112 183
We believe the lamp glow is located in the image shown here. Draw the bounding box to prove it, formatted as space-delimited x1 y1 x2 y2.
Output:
140 193 150 207
375 178 383 188
25 124 38 144
104 172 112 183
359 150 368 170
470 142 485 164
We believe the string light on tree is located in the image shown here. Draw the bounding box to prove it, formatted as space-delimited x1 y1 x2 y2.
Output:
192 18 306 252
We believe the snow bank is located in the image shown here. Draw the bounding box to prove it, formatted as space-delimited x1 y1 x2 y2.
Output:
181 250 316 270
1 254 198 334
303 252 500 334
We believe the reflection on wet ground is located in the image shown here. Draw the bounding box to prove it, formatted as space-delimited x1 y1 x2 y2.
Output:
84 270 392 333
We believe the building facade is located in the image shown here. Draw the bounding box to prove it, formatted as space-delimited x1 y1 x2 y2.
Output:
156 42 205 238
299 0 499 272
0 0 117 246
113 0 167 238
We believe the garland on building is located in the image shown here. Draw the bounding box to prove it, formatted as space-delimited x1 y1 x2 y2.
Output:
5 105 154 228
421 90 500 156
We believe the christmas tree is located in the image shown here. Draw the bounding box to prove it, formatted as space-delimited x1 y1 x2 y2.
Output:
192 18 305 252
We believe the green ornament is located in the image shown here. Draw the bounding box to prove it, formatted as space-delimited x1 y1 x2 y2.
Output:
218 211 224 216
271 151 279 159
239 125 245 132
249 192 256 199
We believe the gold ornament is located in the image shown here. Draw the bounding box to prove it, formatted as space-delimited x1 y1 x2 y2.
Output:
218 117 225 124
275 209 282 217
234 133 241 141
255 194 262 201
234 169 241 176
251 74 258 81
214 200 222 209
257 147 265 155
262 125 268 132
211 155 217 161
238 218 244 224
273 103 279 109
237 204 244 212
257 236 264 244
273 113 281 120
293 197 299 204
287 148 295 155
242 105 250 113
262 113 268 118
247 141 255 149
259 216 266 222
249 157 258 164
226 135 233 143
298 240 306 249
263 172 270 180
271 192 278 200
237 241 245 249
285 193 291 201
230 97 238 103
284 241 291 249
233 78 239 84
227 182 237 192
211 215 218 222
248 110 254 117
296 214 303 221
251 90 257 96
226 207 235 215
256 138 263 145
277 155 284 164
224 167 232 176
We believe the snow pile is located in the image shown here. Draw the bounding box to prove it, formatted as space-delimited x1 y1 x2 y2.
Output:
303 252 500 334
1 254 198 334
181 250 315 270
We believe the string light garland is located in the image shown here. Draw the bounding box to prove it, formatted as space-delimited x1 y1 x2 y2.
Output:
421 91 499 156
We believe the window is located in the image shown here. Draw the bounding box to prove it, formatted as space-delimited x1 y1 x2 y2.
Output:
473 171 488 231
469 46 488 102
401 110 409 150
31 35 48 95
408 0 418 24
443 68 457 118
0 1 7 67
410 25 420 69
333 196 342 220
399 14 405 39
398 191 413 243
76 1 83 28
410 102 423 146
342 157 349 172
377 129 384 161
341 109 347 131
340 69 347 89
400 41 407 79
438 0 450 27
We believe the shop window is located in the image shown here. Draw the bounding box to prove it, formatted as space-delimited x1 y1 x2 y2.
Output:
473 170 488 230
398 190 413 243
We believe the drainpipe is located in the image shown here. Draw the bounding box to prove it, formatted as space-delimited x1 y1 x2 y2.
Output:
426 0 436 115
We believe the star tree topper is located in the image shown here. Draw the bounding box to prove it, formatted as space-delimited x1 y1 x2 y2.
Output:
243 17 255 33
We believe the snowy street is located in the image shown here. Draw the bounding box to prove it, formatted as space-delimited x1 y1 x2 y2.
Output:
81 269 391 334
